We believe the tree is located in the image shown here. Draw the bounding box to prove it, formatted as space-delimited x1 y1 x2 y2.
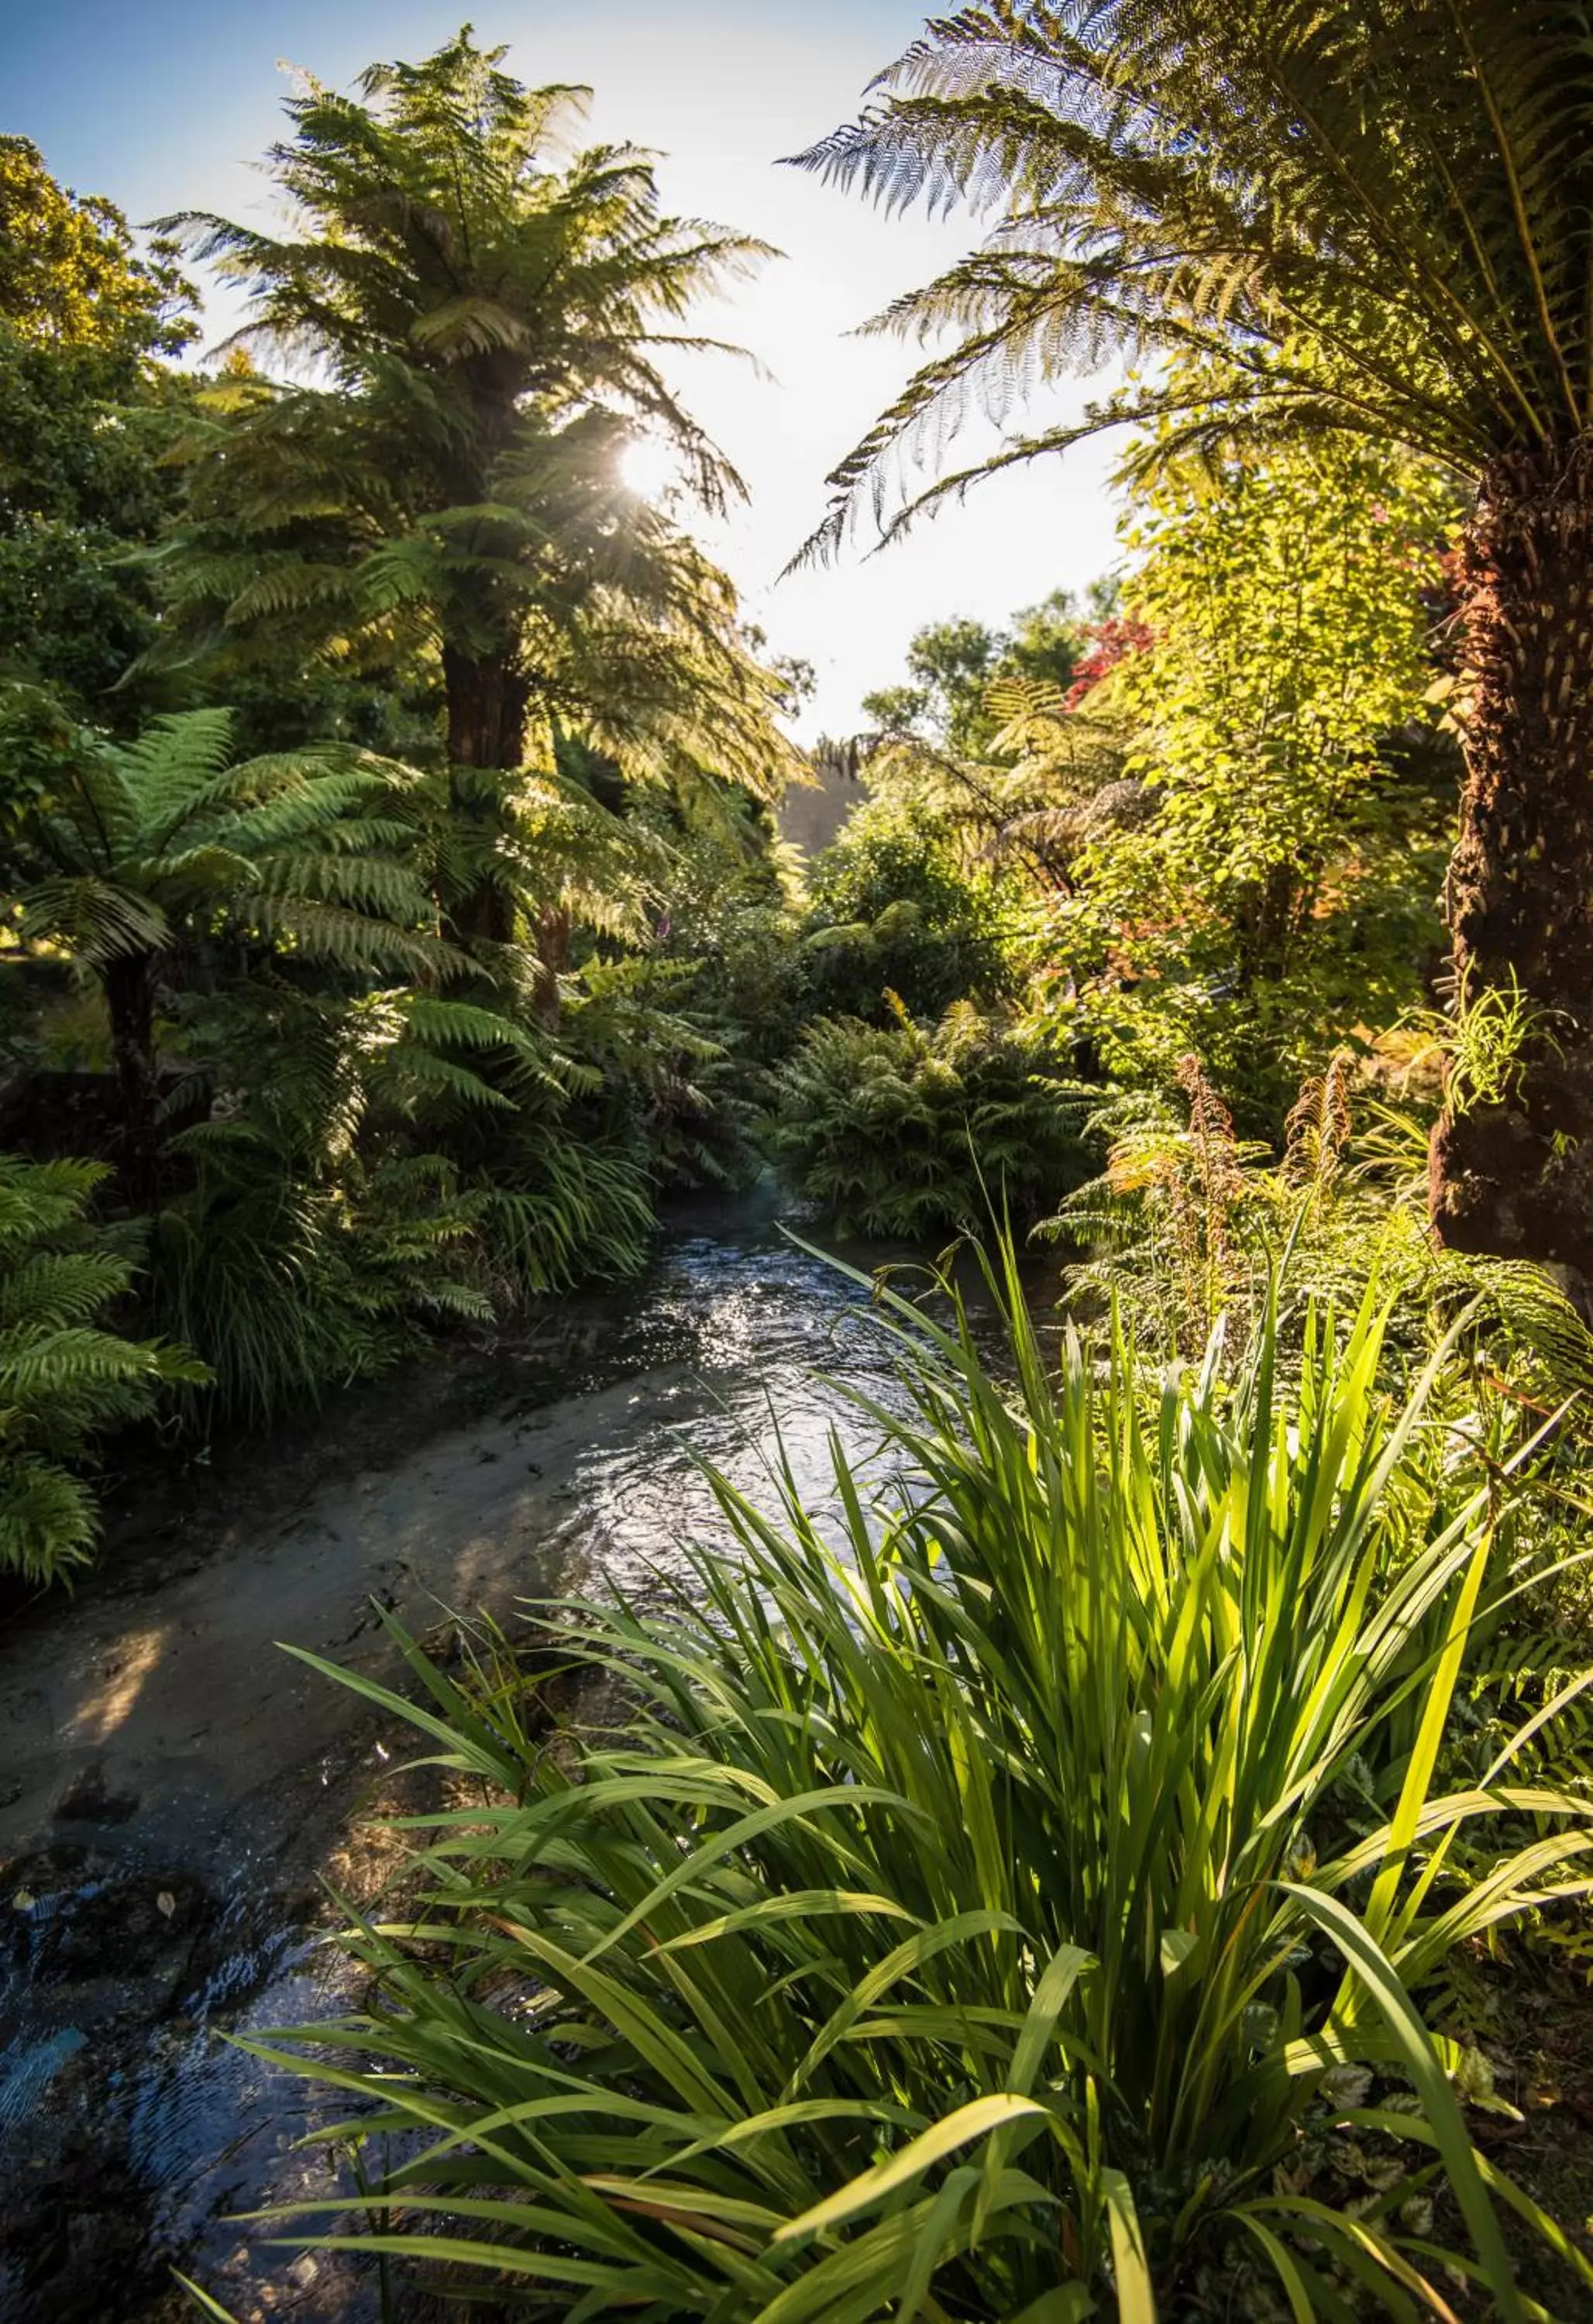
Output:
1073 428 1457 1121
0 143 195 724
5 702 448 1191
0 136 191 353
863 595 1088 757
0 332 195 725
793 3 1593 1279
157 30 793 947
864 614 1001 751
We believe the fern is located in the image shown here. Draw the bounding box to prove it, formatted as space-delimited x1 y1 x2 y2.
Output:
770 1000 1100 1237
0 1153 207 1583
141 971 659 1415
146 31 803 949
1055 1053 1593 1404
3 700 460 1188
786 4 1593 560
150 1139 490 1425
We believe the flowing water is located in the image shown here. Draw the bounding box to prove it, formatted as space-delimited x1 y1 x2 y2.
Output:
0 1188 1034 2323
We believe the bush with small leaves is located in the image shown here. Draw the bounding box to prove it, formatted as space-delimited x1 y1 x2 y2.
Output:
800 809 1015 1026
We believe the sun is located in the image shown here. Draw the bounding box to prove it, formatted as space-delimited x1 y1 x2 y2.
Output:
619 434 680 502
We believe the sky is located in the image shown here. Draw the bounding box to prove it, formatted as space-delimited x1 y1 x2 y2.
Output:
2 0 1126 736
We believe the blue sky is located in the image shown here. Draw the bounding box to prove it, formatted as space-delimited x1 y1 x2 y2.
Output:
4 1 1124 734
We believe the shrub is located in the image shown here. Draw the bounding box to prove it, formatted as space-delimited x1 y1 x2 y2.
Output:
1055 1052 1593 1391
769 999 1099 1236
568 954 768 1193
148 979 653 1422
801 810 1013 1024
0 1152 205 1580
149 1134 490 1425
236 1255 1593 2318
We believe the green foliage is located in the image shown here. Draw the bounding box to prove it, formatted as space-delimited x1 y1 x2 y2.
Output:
862 587 1102 758
862 612 1003 755
0 142 196 727
1101 433 1452 944
1017 433 1457 1133
1408 965 1565 1121
150 1135 487 1426
803 806 1015 1026
0 1152 205 1580
0 136 192 356
152 29 800 947
146 982 490 1418
569 955 764 1193
770 1000 1097 1236
3 697 456 1192
792 4 1593 1270
655 858 809 1074
7 702 446 984
231 1258 1593 2317
0 333 194 727
146 974 655 1419
790 4 1593 549
468 1143 655 1301
1057 1052 1593 1404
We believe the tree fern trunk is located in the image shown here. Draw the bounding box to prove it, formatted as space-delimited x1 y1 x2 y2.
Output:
104 949 160 1202
534 902 570 1026
1431 442 1593 1280
442 644 528 947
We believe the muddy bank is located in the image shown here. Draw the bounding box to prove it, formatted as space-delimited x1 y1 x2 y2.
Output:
0 1193 977 2322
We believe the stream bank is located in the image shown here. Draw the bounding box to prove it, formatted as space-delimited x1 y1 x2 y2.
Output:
0 1188 986 2322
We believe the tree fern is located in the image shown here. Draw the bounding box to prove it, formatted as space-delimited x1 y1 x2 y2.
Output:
3 698 456 1184
790 2 1593 1284
150 30 800 949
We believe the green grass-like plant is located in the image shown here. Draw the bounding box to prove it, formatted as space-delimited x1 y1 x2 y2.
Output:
234 1250 1593 2318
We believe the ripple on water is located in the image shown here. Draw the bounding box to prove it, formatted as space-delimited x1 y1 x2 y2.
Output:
0 1206 1018 2320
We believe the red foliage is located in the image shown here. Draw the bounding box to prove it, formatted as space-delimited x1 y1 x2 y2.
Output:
1064 616 1155 708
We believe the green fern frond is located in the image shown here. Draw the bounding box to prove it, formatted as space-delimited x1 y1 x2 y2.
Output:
0 1153 208 1580
0 1454 100 1586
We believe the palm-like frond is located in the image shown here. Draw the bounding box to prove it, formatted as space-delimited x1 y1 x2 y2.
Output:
157 29 769 515
8 705 448 980
0 1153 208 1583
788 2 1593 556
145 30 799 919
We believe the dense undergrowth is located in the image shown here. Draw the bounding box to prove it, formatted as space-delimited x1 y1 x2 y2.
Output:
0 40 1481 1583
222 1243 1593 2318
9 14 1593 2321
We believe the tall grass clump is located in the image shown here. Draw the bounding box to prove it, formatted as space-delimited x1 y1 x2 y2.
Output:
240 1252 1593 2319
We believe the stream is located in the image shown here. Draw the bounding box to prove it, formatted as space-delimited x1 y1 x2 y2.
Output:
0 1187 1032 2324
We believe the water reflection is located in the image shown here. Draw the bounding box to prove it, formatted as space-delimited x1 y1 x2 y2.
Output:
0 1203 1030 2321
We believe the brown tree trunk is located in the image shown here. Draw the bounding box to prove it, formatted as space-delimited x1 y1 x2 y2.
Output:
442 643 529 947
1234 858 1304 990
104 949 160 1203
533 902 571 1026
1430 438 1593 1277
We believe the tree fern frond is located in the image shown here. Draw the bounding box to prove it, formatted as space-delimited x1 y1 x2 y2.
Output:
0 1154 208 1580
0 1454 99 1585
786 0 1593 551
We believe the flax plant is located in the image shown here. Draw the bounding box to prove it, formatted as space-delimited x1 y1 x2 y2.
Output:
237 1250 1593 2319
